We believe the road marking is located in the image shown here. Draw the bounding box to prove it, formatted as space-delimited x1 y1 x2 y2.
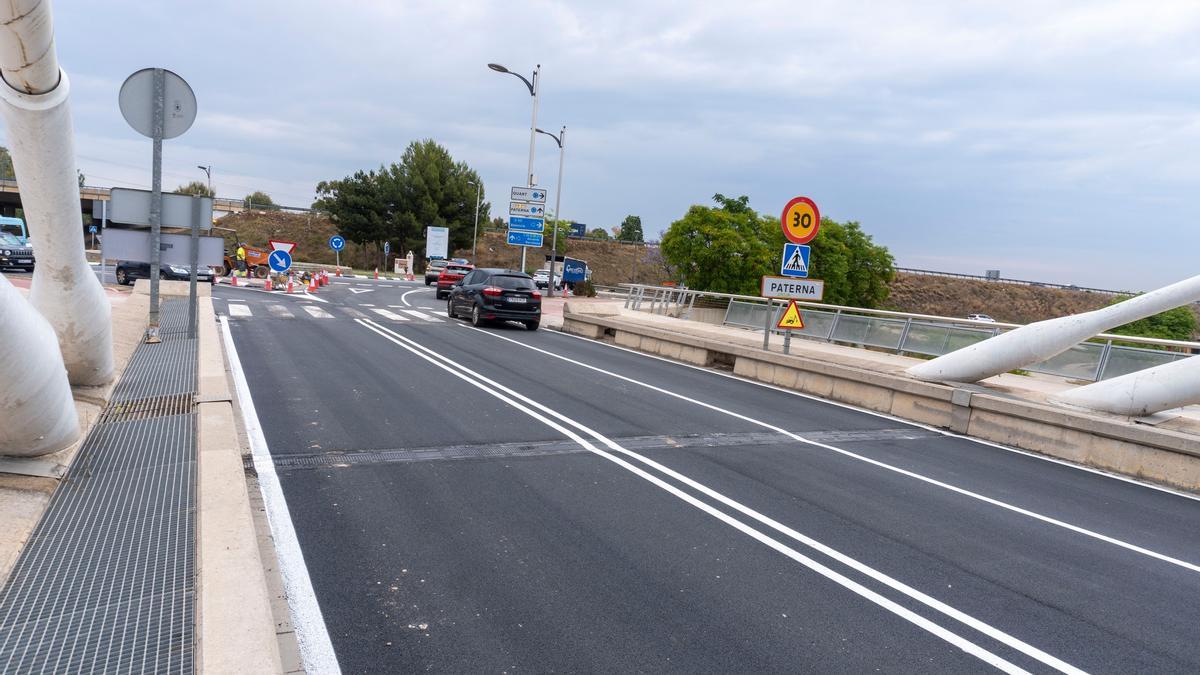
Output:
548 329 1200 503
400 288 426 307
358 319 1072 675
369 308 409 321
302 306 333 319
348 288 373 295
359 304 375 307
301 291 328 303
340 307 368 319
227 304 252 317
473 326 1200 575
266 305 294 318
400 309 441 323
219 317 341 674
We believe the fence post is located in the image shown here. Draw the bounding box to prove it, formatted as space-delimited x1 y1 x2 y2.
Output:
762 300 774 351
624 286 633 309
1094 340 1114 381
896 318 913 355
684 291 696 320
826 309 842 342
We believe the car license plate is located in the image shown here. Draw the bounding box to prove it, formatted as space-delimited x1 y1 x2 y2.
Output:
18 259 31 263
507 296 527 304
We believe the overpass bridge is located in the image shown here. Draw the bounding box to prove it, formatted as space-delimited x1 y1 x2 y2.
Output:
0 178 253 223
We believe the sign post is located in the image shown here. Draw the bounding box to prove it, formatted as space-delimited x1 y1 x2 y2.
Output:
508 186 547 271
762 195 823 352
119 67 197 343
775 299 806 354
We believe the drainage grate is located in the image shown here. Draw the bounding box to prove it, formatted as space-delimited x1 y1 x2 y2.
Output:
101 392 196 424
0 299 197 674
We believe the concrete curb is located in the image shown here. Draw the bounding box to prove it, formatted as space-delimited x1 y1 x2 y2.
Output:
195 295 284 673
563 310 1200 492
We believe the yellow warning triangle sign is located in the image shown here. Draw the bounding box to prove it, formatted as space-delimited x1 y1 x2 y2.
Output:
776 300 805 330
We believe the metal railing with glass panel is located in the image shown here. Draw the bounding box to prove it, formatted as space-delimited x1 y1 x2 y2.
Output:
618 284 1196 382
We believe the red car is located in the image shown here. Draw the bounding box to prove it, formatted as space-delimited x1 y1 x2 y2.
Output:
435 263 474 299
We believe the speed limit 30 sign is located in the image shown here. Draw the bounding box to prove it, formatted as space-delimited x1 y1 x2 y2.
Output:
781 196 820 244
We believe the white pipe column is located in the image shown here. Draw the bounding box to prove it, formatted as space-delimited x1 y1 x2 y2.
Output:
1051 355 1200 417
0 0 113 385
908 273 1200 383
0 274 78 455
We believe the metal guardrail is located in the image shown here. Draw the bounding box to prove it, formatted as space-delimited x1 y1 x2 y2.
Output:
894 267 1136 297
619 284 1198 383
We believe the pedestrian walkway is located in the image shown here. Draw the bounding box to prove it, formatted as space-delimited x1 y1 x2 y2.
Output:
0 299 197 674
219 302 448 324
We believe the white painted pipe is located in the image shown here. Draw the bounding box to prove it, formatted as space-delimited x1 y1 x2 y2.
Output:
0 274 79 456
1051 354 1200 417
0 0 113 386
907 273 1200 383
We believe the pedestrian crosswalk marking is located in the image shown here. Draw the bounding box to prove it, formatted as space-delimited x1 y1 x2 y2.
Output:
370 308 409 321
302 305 333 319
341 307 368 319
228 304 252 317
266 305 294 318
401 309 442 322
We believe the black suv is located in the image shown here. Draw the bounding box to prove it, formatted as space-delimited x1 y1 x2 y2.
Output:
447 268 541 330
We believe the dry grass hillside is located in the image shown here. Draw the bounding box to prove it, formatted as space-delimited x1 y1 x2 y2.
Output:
455 230 671 285
884 273 1112 323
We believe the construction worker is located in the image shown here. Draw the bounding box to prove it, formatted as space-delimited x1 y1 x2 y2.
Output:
235 242 247 277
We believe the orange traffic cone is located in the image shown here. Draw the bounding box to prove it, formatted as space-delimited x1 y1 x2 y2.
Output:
374 267 379 280
265 277 273 291
336 266 341 277
287 279 294 294
231 274 238 287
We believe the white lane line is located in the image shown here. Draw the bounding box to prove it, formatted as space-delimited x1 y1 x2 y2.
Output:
474 326 1200 575
359 304 376 307
220 317 341 674
369 308 409 321
400 288 426 307
550 329 1200 503
266 305 294 318
302 291 329 303
227 304 252 317
400 309 442 323
359 319 1071 675
302 306 333 319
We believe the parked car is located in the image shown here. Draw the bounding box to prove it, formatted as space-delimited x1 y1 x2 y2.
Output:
447 268 541 330
531 269 562 290
965 313 995 323
115 260 216 286
424 259 448 285
435 263 474 299
0 232 34 271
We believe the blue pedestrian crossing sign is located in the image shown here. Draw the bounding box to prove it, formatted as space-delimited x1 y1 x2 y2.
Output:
780 243 811 278
268 249 293 273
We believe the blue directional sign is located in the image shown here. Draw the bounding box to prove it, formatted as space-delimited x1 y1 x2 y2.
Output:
328 234 346 251
384 241 390 256
780 243 811 278
506 230 544 247
268 249 293 273
508 216 545 232
88 225 98 234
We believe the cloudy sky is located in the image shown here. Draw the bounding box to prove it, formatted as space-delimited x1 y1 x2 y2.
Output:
12 0 1200 290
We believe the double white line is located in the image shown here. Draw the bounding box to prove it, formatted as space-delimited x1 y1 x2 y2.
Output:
356 318 1083 674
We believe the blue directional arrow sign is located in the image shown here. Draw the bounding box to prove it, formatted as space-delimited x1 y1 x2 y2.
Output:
268 249 293 273
508 216 545 232
384 241 390 256
780 243 811 278
328 234 346 251
506 230 544 247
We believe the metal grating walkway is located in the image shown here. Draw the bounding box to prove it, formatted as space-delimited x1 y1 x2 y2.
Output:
0 300 198 674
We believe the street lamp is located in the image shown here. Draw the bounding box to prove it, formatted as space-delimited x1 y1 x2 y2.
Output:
197 164 211 195
467 179 482 261
488 62 540 272
535 126 565 297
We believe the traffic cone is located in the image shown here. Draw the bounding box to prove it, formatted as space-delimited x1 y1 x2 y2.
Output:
287 279 294 294
336 266 341 277
374 267 379 280
308 276 317 293
264 277 272 291
231 274 238 287
321 271 329 286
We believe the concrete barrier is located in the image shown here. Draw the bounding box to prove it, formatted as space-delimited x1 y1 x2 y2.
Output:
562 311 1200 492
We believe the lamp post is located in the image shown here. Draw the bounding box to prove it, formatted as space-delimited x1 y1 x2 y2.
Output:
197 164 211 194
467 179 482 261
535 126 565 297
488 62 540 272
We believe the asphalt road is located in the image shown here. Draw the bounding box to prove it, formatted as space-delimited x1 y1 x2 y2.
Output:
219 279 1200 674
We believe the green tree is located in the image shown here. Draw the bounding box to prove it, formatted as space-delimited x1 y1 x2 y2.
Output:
545 216 572 252
661 194 895 306
176 180 214 197
588 227 611 240
244 190 276 208
618 214 644 242
0 146 13 180
1106 296 1197 342
314 139 489 261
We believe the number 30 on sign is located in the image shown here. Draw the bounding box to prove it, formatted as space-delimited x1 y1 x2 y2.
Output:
781 196 820 244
